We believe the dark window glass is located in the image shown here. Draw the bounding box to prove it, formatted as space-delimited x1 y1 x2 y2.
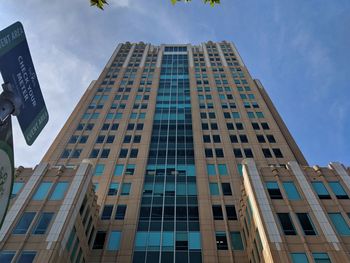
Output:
296 213 317 235
230 135 238 143
266 135 276 143
239 135 248 143
203 135 211 143
102 123 110 130
205 148 213 158
221 183 232 196
224 112 231 119
69 136 78 144
261 122 269 130
119 149 128 158
115 205 127 220
106 136 115 143
111 123 119 130
226 205 237 220
252 122 260 130
202 123 209 130
277 213 296 235
262 148 272 158
213 135 221 143
79 136 88 143
212 205 224 220
32 212 54 235
244 148 254 158
93 231 107 249
133 135 141 143
101 149 110 158
136 124 144 130
13 212 36 234
123 135 132 143
90 149 99 158
233 148 243 158
216 232 228 250
86 123 94 130
211 123 218 130
236 123 244 130
256 135 265 143
266 182 283 199
17 251 37 263
215 148 224 158
76 123 84 131
96 135 105 143
127 123 135 130
101 205 113 220
226 123 234 130
130 149 138 158
273 148 284 158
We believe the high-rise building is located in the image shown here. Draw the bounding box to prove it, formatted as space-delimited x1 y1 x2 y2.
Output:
0 41 349 263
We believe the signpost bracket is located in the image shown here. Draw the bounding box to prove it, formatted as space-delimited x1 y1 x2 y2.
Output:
0 82 22 125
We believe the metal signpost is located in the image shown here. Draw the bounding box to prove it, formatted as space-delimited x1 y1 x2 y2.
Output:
0 21 48 227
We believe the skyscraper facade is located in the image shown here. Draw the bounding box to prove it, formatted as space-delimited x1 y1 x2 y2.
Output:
0 42 349 263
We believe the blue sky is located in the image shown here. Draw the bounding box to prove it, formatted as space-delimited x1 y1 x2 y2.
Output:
0 0 349 167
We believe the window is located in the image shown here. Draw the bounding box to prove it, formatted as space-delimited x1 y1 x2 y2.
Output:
215 148 224 157
256 135 265 143
226 205 237 220
11 182 24 198
106 135 115 143
230 135 238 143
96 135 105 143
312 182 331 199
130 149 138 158
328 213 350 236
32 182 52 200
218 164 228 175
133 135 141 143
125 164 136 175
101 205 113 220
231 232 244 250
213 135 221 143
107 231 121 251
205 148 213 158
32 212 54 235
233 148 243 158
266 181 283 199
207 164 216 176
221 183 232 195
291 253 309 263
252 122 260 130
119 149 128 158
266 135 276 143
277 213 296 235
296 213 317 235
239 135 248 143
0 251 15 263
93 231 107 249
13 212 36 234
94 164 105 176
272 148 284 158
115 205 127 220
49 182 69 200
121 183 131 195
262 148 272 158
90 149 99 158
282 182 301 200
312 253 331 263
101 149 110 158
261 122 269 130
114 164 124 176
212 205 223 220
328 182 349 199
17 251 37 263
216 232 228 250
209 183 219 196
108 183 119 196
244 148 254 158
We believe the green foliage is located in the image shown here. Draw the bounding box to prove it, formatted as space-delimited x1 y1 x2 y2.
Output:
90 0 108 10
171 0 220 7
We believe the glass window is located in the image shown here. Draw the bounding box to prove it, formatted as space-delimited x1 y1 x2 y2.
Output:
11 182 24 198
94 164 105 176
218 164 228 176
312 182 331 199
108 183 119 196
226 205 237 220
231 232 244 250
17 251 37 263
121 183 131 195
0 251 15 263
277 213 296 235
107 231 121 251
291 253 309 263
207 164 216 176
101 205 113 220
296 213 317 235
282 182 301 200
115 205 127 220
221 183 232 196
13 212 36 234
93 231 106 249
162 231 174 251
32 182 52 200
49 182 69 200
328 213 350 236
209 183 219 196
114 164 124 176
135 232 148 250
189 232 201 250
216 232 228 250
212 205 223 220
266 181 283 199
312 253 331 263
328 182 349 199
32 212 54 235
